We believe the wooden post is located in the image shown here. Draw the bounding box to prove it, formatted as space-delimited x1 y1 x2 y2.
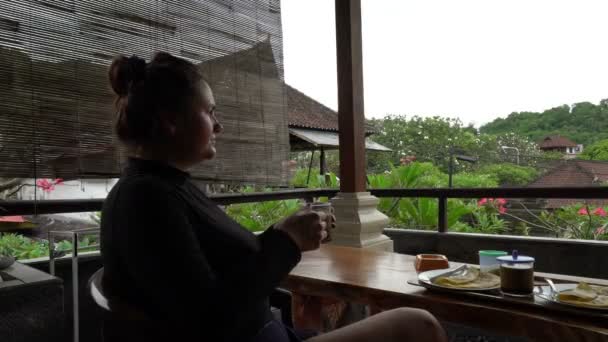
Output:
438 195 448 233
335 0 366 193
320 147 326 176
306 150 315 186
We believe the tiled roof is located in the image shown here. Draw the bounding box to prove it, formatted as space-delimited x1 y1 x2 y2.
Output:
529 160 608 208
539 135 578 149
575 161 608 182
286 84 376 134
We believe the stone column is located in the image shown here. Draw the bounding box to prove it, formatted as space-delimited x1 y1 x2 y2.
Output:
330 192 393 252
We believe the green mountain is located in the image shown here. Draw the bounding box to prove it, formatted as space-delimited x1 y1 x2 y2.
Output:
480 100 608 147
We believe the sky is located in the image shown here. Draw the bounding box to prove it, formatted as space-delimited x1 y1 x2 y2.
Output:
281 0 608 126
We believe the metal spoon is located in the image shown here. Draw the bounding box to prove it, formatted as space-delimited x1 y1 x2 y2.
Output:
545 278 558 294
429 264 468 283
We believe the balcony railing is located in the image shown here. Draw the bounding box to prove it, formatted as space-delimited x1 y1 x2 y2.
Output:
2 186 608 234
4 186 608 278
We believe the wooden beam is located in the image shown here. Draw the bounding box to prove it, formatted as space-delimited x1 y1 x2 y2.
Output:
438 196 448 233
335 0 366 193
319 147 326 176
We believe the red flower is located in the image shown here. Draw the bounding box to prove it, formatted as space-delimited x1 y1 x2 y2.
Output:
36 179 55 193
592 207 607 217
578 207 589 215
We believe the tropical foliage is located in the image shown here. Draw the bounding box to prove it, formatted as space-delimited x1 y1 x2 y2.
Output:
0 233 96 260
579 139 608 161
228 162 506 232
224 187 301 232
480 100 608 147
290 168 339 188
476 164 539 186
538 205 608 240
367 115 542 173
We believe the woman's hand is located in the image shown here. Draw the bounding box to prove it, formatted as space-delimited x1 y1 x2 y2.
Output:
274 209 328 251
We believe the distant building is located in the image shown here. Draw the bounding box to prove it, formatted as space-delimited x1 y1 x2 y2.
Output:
528 160 608 208
539 135 583 159
286 84 389 152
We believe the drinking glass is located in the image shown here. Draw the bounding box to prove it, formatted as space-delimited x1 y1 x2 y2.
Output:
308 202 334 243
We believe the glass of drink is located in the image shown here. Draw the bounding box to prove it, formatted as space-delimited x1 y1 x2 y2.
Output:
478 250 507 275
308 202 334 243
497 250 535 296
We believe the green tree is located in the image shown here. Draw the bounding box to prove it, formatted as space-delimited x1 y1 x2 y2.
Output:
367 115 541 172
476 164 539 186
367 115 484 172
580 139 608 160
481 100 608 147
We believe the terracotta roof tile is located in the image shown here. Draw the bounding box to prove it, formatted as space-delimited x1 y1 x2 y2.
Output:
529 160 608 208
286 84 375 134
539 135 578 149
573 160 608 182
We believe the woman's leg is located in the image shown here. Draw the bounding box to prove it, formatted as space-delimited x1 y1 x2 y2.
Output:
306 308 447 342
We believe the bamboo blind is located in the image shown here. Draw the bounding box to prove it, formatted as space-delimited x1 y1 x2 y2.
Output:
0 0 289 185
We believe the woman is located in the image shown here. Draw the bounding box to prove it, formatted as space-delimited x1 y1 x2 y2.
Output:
100 52 447 342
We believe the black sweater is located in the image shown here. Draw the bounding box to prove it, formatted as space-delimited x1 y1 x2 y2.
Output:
100 158 301 341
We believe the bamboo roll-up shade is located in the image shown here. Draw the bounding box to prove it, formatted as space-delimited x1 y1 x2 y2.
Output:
0 0 289 185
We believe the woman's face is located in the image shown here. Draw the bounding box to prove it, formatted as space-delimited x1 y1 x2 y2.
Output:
195 82 222 161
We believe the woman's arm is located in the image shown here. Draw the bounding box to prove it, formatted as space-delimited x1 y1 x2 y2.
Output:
219 226 301 306
219 208 327 305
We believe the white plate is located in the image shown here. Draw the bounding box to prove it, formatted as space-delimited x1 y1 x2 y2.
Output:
418 267 500 292
535 283 608 312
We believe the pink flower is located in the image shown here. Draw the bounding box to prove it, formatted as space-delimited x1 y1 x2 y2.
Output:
578 207 589 215
499 206 507 214
36 179 55 193
53 178 64 185
495 198 507 205
592 207 607 217
478 198 488 206
595 227 605 235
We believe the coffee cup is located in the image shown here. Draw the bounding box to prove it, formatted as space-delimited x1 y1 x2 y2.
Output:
497 250 535 296
308 202 334 243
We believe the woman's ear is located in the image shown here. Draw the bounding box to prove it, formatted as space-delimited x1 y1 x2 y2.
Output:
167 123 176 136
159 118 176 137
158 112 177 137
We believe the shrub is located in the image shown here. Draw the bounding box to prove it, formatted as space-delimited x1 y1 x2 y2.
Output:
0 233 97 260
477 163 539 186
225 187 301 232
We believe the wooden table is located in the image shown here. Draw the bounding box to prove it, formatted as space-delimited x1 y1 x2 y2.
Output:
282 245 608 342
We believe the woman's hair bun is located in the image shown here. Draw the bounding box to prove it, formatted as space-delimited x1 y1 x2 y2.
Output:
108 55 147 97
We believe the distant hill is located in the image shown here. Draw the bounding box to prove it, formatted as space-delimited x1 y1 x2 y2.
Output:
480 100 608 147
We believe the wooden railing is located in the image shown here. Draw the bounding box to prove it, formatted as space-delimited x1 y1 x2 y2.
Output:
2 186 608 233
